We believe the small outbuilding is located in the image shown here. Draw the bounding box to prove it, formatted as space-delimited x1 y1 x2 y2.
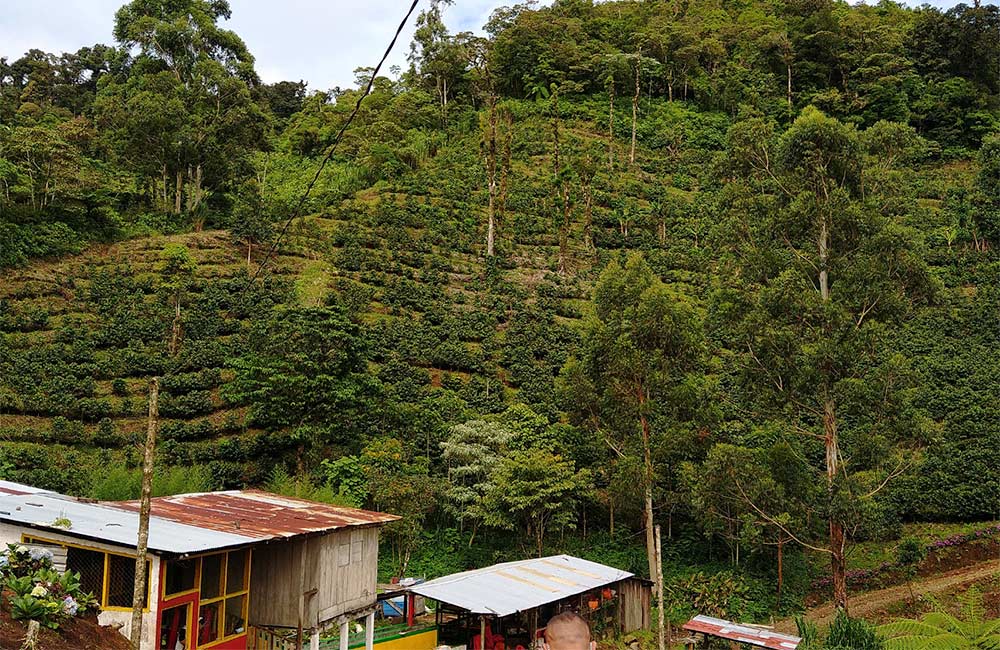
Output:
0 480 397 650
682 615 801 650
405 554 651 649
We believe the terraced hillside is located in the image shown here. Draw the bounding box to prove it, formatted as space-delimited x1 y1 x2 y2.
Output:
1 91 996 527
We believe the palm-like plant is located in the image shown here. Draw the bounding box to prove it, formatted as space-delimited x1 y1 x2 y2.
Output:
879 604 1000 650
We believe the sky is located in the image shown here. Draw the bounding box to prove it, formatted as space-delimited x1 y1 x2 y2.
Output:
0 0 968 92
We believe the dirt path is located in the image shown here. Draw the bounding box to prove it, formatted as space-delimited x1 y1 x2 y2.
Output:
774 559 1000 634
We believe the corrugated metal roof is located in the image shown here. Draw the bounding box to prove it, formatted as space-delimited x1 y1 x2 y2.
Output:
109 490 398 540
0 481 397 555
0 480 48 495
0 487 250 554
406 554 634 617
683 616 801 650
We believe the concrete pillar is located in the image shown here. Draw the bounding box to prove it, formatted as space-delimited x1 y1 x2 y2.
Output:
310 630 320 650
365 612 375 650
340 621 350 650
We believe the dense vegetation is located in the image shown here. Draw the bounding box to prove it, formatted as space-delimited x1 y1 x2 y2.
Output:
3 0 1000 621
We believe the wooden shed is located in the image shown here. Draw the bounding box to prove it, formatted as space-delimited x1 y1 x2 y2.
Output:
616 575 652 632
0 480 397 650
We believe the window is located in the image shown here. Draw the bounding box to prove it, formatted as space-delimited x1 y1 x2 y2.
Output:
164 558 197 597
159 603 191 650
223 595 246 636
66 547 104 600
25 536 150 611
197 601 221 646
195 549 251 648
107 554 148 608
225 550 247 593
200 554 222 600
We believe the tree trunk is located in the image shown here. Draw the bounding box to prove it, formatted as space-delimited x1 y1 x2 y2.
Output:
192 163 204 222
552 89 561 177
644 483 656 589
819 208 848 611
22 620 40 650
777 537 784 609
583 182 594 254
786 60 793 111
830 518 848 612
487 195 496 257
552 89 571 276
442 77 449 129
826 395 848 612
631 58 640 165
638 385 657 594
174 169 183 214
655 525 666 650
498 108 512 230
169 297 182 356
819 216 830 301
485 94 499 257
130 378 158 650
558 184 571 275
608 82 615 169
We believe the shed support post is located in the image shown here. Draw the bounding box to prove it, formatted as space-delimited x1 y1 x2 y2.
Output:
480 616 486 650
310 630 320 650
340 621 349 650
365 611 375 650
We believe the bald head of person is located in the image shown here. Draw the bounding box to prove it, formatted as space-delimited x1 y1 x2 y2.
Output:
543 612 594 650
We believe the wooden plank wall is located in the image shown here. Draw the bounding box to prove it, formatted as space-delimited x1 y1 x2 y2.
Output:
249 527 380 629
617 579 651 633
316 527 379 622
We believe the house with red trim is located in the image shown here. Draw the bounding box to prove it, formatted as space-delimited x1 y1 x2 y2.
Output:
0 480 397 650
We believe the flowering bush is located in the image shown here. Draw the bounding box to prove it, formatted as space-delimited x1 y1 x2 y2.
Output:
811 524 1000 592
2 544 54 577
926 523 1000 550
1 544 97 630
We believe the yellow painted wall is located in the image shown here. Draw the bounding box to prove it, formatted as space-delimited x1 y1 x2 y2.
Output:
373 628 438 650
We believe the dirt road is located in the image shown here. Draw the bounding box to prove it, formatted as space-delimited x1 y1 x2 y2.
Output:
774 559 1000 634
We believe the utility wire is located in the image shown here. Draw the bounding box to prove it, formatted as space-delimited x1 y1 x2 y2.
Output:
243 0 421 292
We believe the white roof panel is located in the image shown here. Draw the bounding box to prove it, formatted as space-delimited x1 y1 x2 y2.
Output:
406 554 634 617
0 487 254 555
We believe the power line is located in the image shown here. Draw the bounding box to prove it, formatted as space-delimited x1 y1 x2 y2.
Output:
242 0 421 293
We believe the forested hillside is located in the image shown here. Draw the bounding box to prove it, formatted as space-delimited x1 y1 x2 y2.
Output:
3 0 1000 620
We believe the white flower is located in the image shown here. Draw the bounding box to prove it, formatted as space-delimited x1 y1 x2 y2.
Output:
30 585 48 598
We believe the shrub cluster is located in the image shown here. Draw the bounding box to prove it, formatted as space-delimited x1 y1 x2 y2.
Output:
1 544 98 630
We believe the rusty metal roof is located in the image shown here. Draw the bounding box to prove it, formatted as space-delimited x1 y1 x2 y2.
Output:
406 554 634 617
109 490 399 541
683 616 801 650
0 481 396 555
